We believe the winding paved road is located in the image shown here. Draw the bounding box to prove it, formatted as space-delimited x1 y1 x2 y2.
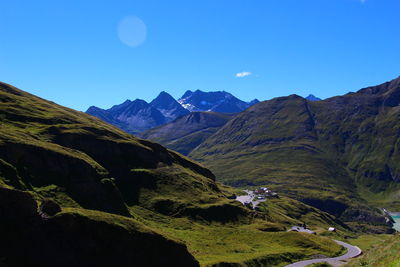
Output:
285 240 362 267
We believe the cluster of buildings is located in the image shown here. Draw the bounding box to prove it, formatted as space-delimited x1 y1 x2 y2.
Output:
254 187 279 199
288 225 336 235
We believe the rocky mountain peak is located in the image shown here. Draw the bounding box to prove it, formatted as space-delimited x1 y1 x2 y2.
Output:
305 94 321 101
87 89 258 134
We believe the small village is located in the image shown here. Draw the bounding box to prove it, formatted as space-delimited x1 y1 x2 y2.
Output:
254 187 279 199
236 187 338 236
235 187 279 210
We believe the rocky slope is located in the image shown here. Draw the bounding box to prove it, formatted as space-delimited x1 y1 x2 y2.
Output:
87 98 168 134
150 91 190 121
86 91 189 134
190 77 400 228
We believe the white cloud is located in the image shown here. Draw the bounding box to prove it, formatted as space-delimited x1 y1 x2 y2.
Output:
360 0 366 3
236 72 252 78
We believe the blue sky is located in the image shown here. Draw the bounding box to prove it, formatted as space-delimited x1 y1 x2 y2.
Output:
1 0 399 111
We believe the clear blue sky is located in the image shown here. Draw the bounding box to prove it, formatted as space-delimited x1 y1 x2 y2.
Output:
1 0 399 111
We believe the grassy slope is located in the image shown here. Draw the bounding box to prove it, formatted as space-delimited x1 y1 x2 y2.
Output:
130 190 360 266
0 81 347 266
0 81 222 213
190 78 400 227
131 205 344 266
310 83 400 211
190 96 353 195
189 96 363 217
345 234 392 251
346 234 400 267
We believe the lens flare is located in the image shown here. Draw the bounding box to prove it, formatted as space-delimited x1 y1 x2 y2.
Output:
117 16 147 47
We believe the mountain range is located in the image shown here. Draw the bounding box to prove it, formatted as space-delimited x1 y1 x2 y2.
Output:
188 77 400 220
0 81 357 266
138 77 400 230
87 90 258 134
139 94 321 156
86 78 400 225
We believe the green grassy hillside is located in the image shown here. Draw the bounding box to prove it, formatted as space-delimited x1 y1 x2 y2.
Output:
190 78 400 231
131 201 347 267
346 234 400 267
0 82 349 266
0 82 222 215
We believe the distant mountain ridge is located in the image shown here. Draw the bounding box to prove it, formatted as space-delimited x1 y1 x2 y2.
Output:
178 90 258 113
140 112 235 155
87 99 167 134
87 90 257 134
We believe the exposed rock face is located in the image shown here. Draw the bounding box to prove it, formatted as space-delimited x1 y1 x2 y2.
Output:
150 91 190 121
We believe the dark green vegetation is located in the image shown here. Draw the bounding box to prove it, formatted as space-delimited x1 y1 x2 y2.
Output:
0 82 347 266
140 112 234 155
190 77 400 232
346 234 400 267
